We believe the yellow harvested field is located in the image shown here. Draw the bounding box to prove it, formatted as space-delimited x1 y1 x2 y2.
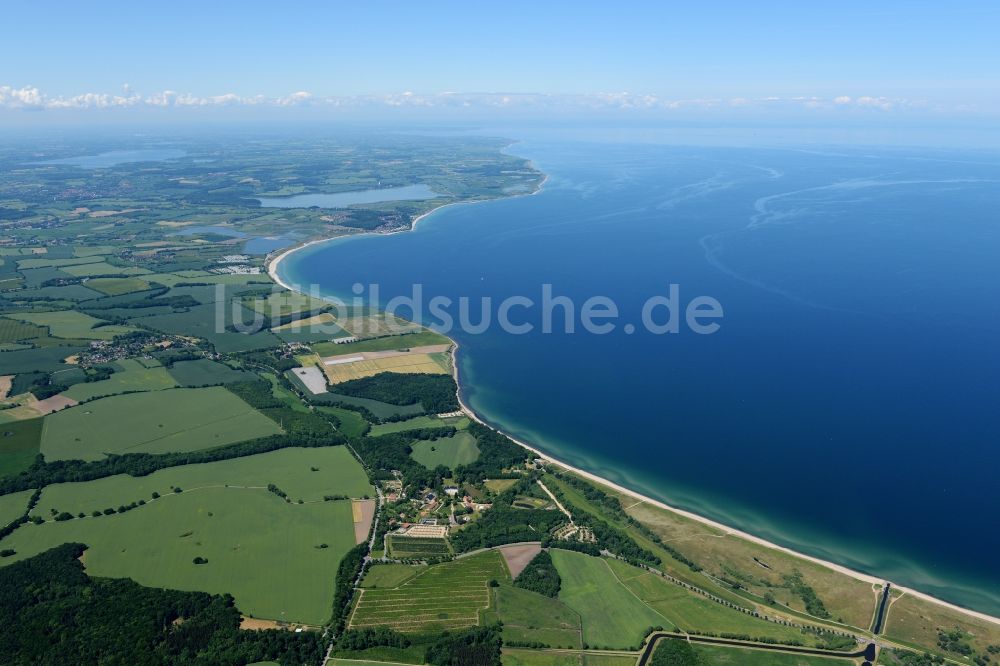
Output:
322 352 447 384
0 375 12 400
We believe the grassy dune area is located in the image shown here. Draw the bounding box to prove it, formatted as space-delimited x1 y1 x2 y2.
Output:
40 387 283 461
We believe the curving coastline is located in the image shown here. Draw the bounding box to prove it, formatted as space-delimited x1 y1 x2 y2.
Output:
266 178 1000 629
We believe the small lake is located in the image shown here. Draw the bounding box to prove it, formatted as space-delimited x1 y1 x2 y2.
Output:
256 184 438 208
35 149 187 168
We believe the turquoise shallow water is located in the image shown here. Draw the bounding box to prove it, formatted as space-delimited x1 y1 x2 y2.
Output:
279 140 1000 614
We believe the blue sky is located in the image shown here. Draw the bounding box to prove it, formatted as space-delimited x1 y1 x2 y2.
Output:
2 1 998 120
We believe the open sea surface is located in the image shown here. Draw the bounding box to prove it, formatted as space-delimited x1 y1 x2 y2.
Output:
278 140 1000 613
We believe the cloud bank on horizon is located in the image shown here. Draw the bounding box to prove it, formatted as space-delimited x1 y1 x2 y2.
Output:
0 85 930 115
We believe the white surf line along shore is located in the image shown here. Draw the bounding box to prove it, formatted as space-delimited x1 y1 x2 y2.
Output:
266 176 1000 629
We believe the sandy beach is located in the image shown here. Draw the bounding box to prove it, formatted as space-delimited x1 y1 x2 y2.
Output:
266 176 1000 629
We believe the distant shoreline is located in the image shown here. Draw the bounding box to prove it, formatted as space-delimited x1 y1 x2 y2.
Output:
266 172 1000 629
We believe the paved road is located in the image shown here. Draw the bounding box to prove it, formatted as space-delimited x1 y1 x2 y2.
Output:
635 632 876 666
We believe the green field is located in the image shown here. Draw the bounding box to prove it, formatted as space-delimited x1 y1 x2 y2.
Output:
312 391 425 419
142 304 281 353
32 446 373 517
0 318 47 343
316 406 370 438
360 563 427 589
84 277 153 296
166 358 255 387
15 255 104 270
61 358 178 402
312 330 451 356
0 418 43 478
40 387 283 461
550 550 670 649
349 551 507 633
409 431 480 470
0 488 34 527
369 414 455 436
6 311 137 340
604 558 823 646
691 643 850 665
1 487 356 625
61 261 151 278
488 583 583 648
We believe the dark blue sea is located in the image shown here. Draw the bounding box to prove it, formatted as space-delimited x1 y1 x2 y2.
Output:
278 140 1000 614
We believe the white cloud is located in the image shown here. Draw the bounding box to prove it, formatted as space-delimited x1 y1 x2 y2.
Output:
0 85 920 114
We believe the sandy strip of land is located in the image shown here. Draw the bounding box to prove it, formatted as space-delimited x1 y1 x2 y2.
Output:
267 175 1000 627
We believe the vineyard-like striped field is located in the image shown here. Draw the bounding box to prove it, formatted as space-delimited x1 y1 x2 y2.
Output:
349 551 508 632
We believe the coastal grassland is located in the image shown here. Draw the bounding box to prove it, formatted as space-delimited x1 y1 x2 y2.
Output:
321 353 447 384
39 386 283 461
141 304 281 353
271 312 347 344
0 487 356 625
83 277 152 295
883 592 1000 658
483 582 583 648
31 446 372 517
550 549 670 649
165 358 255 386
601 483 878 628
410 431 480 470
689 643 850 664
60 358 178 402
369 414 467 436
0 488 34 526
604 558 829 647
311 329 450 356
0 418 43 478
544 475 742 602
5 311 137 340
349 550 507 632
316 405 370 438
324 314 423 341
247 291 328 317
360 562 427 588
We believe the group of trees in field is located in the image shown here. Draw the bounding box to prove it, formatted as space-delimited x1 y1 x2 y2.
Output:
0 543 324 665
513 550 561 597
424 624 502 666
